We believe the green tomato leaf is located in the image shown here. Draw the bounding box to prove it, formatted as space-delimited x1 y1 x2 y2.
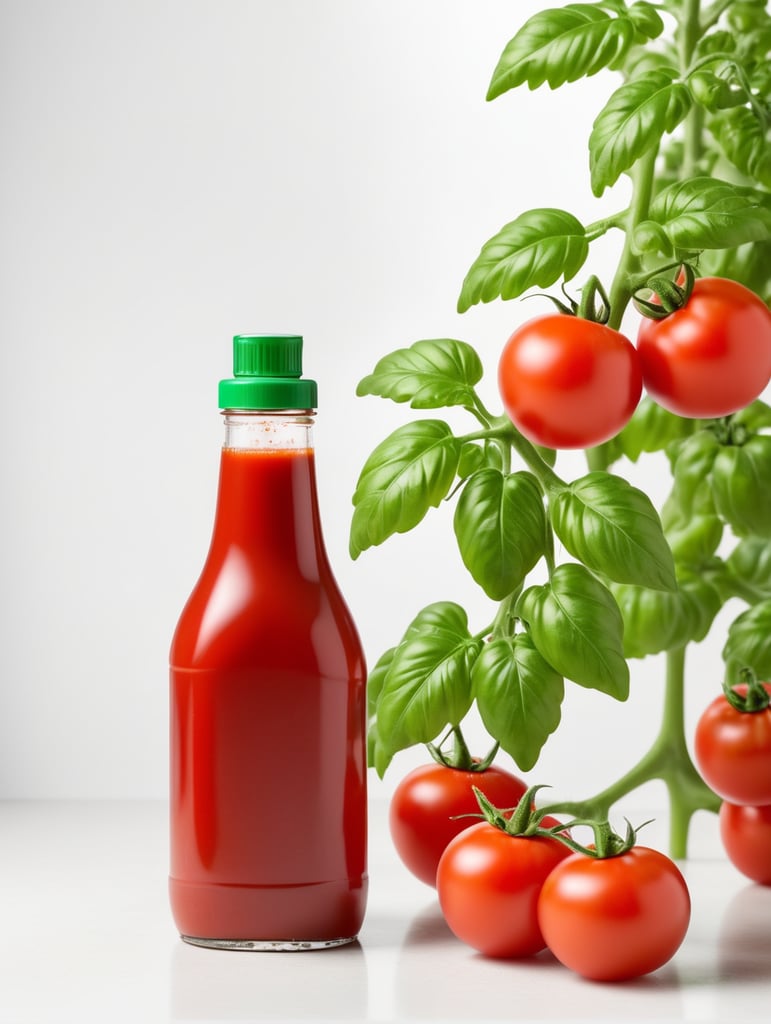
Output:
472 635 564 772
710 108 771 189
487 2 662 98
350 420 460 558
699 241 771 303
457 208 589 312
376 603 481 754
725 538 771 603
610 573 722 658
604 396 698 464
356 338 484 410
723 600 771 683
454 469 546 601
589 68 691 196
711 436 771 539
366 647 396 778
550 472 677 591
634 177 771 255
516 563 629 699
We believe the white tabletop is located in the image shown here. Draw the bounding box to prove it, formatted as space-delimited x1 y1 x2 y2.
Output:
1 798 769 1023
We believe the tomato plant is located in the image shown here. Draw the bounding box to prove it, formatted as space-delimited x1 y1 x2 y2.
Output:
694 674 771 806
537 822 691 981
498 315 642 448
351 0 771 861
389 758 527 886
637 278 771 418
719 801 771 886
436 787 570 957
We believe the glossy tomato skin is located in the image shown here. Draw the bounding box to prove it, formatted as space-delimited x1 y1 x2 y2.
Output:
537 847 691 981
497 315 642 449
720 802 771 885
694 683 771 806
389 763 527 887
636 277 771 418
436 820 571 958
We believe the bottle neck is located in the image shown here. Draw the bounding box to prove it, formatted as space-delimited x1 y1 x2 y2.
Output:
222 410 316 451
211 410 326 573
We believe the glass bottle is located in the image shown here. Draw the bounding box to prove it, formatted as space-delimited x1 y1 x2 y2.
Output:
169 334 367 950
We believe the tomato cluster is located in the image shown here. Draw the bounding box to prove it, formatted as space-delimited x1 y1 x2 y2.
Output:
497 277 771 448
695 679 771 886
389 768 690 981
435 798 690 982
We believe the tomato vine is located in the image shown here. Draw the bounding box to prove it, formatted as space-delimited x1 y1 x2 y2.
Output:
351 0 771 858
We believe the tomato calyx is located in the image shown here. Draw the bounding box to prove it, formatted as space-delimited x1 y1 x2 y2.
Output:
461 784 560 837
546 816 650 859
539 274 612 324
426 725 500 772
722 667 771 714
633 262 697 320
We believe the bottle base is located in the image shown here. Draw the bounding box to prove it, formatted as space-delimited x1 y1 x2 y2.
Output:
181 933 358 952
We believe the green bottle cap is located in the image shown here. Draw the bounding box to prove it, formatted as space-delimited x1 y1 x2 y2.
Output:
218 334 318 410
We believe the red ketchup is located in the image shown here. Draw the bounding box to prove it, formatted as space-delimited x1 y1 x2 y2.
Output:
169 334 367 949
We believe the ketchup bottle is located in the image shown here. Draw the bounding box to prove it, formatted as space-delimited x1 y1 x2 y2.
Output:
169 334 368 950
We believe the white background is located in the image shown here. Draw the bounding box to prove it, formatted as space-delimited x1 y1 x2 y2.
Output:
0 0 761 810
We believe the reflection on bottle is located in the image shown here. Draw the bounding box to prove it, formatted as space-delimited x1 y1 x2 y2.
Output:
170 938 368 1021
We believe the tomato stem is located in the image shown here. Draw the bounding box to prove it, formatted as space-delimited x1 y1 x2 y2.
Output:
540 645 720 858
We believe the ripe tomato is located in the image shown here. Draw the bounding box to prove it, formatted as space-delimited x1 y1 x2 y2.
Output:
694 682 771 806
537 847 691 981
719 802 771 886
388 762 527 886
436 819 570 958
636 277 771 418
497 315 642 449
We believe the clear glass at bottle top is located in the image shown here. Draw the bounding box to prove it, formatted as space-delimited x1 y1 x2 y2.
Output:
169 335 368 950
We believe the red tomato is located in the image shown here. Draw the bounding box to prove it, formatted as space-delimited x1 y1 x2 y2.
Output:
719 802 771 885
537 847 691 981
694 683 771 806
436 819 570 958
497 315 642 449
389 762 527 886
636 277 771 418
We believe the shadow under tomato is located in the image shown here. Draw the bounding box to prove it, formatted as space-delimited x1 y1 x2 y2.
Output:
394 899 687 1020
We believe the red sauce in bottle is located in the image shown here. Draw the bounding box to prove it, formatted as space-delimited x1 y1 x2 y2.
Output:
169 402 367 948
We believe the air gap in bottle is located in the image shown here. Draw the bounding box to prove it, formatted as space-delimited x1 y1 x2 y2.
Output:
169 334 368 950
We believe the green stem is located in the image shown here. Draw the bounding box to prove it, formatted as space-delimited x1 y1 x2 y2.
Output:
680 0 705 176
541 645 720 858
607 146 658 331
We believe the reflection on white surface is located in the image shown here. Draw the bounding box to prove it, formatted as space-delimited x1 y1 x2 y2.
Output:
1 799 770 1023
171 939 368 1020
